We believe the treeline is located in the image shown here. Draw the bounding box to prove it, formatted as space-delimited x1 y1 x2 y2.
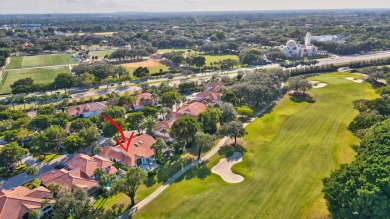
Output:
229 69 289 106
323 88 390 218
0 49 10 67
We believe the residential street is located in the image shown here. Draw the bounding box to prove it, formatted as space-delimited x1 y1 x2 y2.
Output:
1 154 75 190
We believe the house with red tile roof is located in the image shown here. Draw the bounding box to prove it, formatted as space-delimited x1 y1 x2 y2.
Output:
154 120 174 141
0 186 54 219
133 93 156 111
204 81 225 92
39 154 118 195
100 134 157 168
192 91 223 103
66 102 107 118
168 101 207 120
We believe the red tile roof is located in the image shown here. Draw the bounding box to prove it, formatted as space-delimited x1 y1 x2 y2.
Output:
100 135 156 167
39 154 117 191
39 168 98 191
193 91 222 102
154 120 174 131
176 101 207 118
134 93 155 108
204 82 225 92
0 186 53 219
66 102 107 116
66 154 117 177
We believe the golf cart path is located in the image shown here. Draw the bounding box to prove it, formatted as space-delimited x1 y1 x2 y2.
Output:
120 83 285 218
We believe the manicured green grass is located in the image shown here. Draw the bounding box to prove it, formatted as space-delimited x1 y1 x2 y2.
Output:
35 153 62 163
22 179 41 189
134 72 378 219
0 163 28 179
204 54 239 66
120 63 170 75
0 66 70 94
7 54 77 69
157 49 189 53
91 50 115 59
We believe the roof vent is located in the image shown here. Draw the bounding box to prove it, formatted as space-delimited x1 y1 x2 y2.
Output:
134 143 138 147
139 141 143 144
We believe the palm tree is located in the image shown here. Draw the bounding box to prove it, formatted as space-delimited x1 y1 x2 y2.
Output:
160 128 168 137
8 95 16 110
26 166 39 180
18 95 27 110
144 116 157 135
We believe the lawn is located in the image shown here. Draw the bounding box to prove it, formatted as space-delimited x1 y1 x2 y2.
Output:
157 49 189 53
7 54 77 69
35 153 62 163
0 66 70 94
0 163 28 179
119 60 170 76
204 54 239 66
91 156 194 216
22 179 41 189
134 72 378 219
91 50 115 59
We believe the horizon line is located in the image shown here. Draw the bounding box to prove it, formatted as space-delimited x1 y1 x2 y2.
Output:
1 8 390 15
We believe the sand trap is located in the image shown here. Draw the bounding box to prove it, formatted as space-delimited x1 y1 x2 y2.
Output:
309 81 327 88
121 59 161 68
345 77 363 83
211 152 244 183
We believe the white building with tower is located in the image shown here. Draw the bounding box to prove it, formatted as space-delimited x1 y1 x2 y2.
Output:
279 32 321 58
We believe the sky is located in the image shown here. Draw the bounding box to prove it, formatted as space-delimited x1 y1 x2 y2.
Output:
1 0 390 14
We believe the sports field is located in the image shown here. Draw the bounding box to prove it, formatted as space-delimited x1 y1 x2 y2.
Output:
0 66 70 94
134 72 378 219
7 54 76 69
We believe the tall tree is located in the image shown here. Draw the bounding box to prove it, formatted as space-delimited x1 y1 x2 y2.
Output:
218 121 247 146
70 118 93 133
151 138 168 163
170 115 200 149
143 116 157 135
53 73 76 93
44 125 66 153
198 108 221 135
64 135 87 153
102 118 127 138
28 115 53 132
26 166 39 180
0 142 28 172
194 132 214 160
52 187 91 219
126 112 145 133
79 125 100 155
111 167 147 206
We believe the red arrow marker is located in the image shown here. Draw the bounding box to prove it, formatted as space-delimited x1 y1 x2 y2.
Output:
102 116 134 152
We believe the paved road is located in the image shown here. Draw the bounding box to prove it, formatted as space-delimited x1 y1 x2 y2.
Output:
119 83 285 218
316 50 390 66
1 154 74 190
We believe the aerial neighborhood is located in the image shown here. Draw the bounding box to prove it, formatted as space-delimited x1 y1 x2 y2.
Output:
0 7 390 219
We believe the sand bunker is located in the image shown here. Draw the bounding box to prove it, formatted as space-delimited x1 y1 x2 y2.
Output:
121 59 161 68
211 152 244 183
309 81 327 88
345 77 363 83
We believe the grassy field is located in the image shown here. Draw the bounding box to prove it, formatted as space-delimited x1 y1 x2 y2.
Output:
7 54 76 69
134 72 378 219
204 55 239 66
0 66 70 94
91 50 115 59
120 61 170 76
157 49 189 53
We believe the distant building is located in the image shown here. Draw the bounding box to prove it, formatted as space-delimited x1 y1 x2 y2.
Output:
66 102 107 118
0 186 54 219
279 32 319 58
100 134 157 170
